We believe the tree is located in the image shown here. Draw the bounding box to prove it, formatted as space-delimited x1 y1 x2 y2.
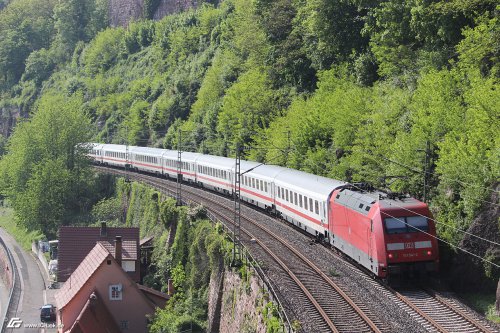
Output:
0 0 56 89
0 93 94 236
216 67 276 148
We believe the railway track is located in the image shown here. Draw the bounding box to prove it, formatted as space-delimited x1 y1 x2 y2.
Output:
392 288 498 333
95 166 384 333
322 248 499 333
95 166 499 333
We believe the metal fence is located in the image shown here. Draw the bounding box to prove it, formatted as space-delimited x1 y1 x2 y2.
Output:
204 209 295 333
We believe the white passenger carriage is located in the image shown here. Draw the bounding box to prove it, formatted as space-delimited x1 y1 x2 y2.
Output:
161 150 201 182
240 163 286 212
130 146 166 175
101 144 129 168
195 155 234 195
274 170 345 239
87 143 104 164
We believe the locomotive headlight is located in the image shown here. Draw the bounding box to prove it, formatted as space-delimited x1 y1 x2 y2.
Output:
388 253 393 259
426 250 432 256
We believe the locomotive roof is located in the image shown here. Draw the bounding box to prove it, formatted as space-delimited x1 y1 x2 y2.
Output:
377 195 426 210
274 169 346 197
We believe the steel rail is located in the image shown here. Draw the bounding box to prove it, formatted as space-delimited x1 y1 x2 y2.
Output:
95 165 381 332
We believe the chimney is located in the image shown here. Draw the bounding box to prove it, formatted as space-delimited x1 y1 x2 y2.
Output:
167 279 175 296
100 222 107 237
115 236 122 267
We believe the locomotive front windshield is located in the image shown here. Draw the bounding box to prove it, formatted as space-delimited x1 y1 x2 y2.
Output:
384 216 429 234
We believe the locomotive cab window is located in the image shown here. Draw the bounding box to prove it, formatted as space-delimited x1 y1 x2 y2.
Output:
384 216 429 234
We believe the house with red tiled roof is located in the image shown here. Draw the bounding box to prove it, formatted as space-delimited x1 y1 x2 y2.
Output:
58 223 140 282
55 241 169 333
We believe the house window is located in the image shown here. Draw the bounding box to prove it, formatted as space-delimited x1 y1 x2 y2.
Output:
109 284 123 301
120 321 129 330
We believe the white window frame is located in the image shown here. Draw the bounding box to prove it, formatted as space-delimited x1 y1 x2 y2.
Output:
109 284 123 301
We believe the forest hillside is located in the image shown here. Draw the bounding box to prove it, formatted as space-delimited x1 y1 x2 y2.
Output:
0 0 498 291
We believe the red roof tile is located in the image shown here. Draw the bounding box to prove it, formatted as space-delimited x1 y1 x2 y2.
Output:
98 240 137 260
58 226 139 282
65 289 121 333
137 284 170 308
55 243 110 310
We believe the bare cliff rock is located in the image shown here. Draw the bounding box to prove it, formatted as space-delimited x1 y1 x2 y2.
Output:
109 0 198 27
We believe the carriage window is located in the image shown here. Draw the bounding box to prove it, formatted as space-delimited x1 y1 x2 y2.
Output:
252 178 255 188
309 198 313 212
304 196 308 210
294 193 298 205
299 195 303 207
277 187 281 198
281 188 284 199
315 201 319 214
285 189 289 201
260 180 263 191
264 182 268 192
256 180 260 190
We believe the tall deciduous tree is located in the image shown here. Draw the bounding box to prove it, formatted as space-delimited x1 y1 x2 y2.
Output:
0 93 94 236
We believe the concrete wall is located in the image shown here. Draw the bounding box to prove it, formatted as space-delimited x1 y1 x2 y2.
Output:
0 240 12 289
0 235 14 330
32 241 49 280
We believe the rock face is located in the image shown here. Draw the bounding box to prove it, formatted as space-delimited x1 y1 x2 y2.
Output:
450 182 500 292
109 0 198 27
207 264 276 333
109 0 144 27
153 0 197 21
0 106 20 138
218 270 269 333
497 279 500 316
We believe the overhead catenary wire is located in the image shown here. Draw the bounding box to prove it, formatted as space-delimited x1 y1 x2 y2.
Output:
362 150 500 207
281 144 500 268
371 152 500 195
347 182 500 248
380 209 500 269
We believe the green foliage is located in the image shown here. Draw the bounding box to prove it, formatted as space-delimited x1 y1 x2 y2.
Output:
82 28 126 75
0 93 93 236
457 11 499 77
0 207 44 251
21 48 56 84
0 0 56 89
92 197 121 224
217 67 276 148
0 0 497 292
296 0 367 70
262 301 283 333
